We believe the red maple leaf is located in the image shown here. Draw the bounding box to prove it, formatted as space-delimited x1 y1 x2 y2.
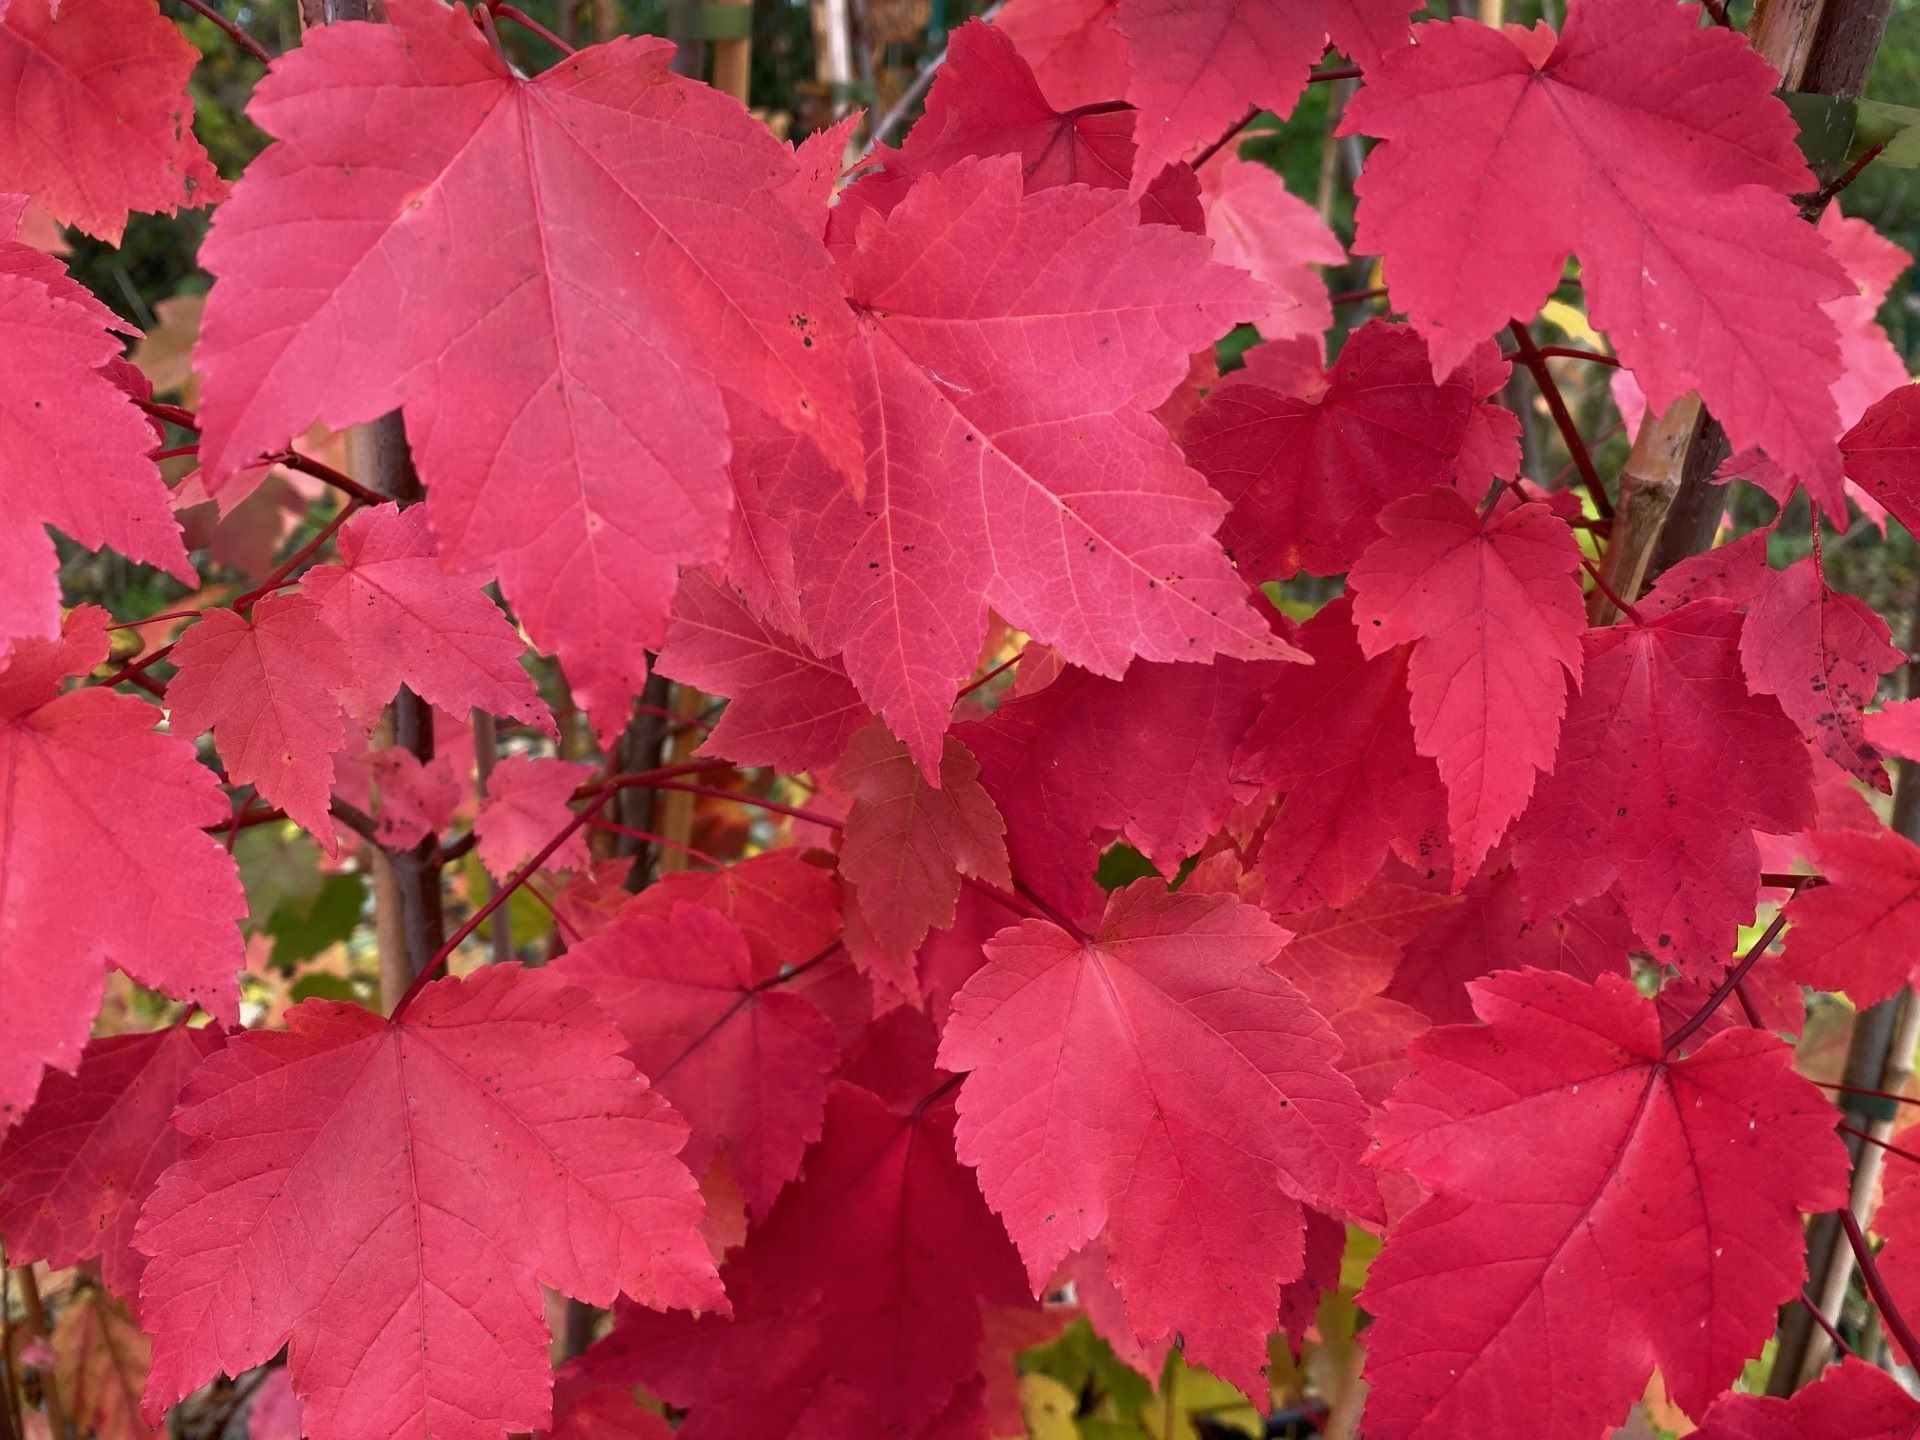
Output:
1348 488 1586 876
938 878 1380 1393
472 755 595 880
190 0 861 738
367 749 463 850
1740 557 1901 790
1231 598 1449 911
1197 154 1345 341
0 1025 225 1298
0 608 243 1127
0 202 194 660
1693 1358 1920 1440
1510 599 1815 970
136 965 724 1440
654 567 871 774
834 721 1011 984
1182 321 1488 581
769 154 1291 772
0 0 224 240
992 0 1128 109
627 848 844 978
1119 0 1417 192
1842 383 1920 536
166 594 357 854
1781 828 1920 1007
1345 0 1849 506
552 899 838 1218
299 504 551 735
1361 970 1848 1440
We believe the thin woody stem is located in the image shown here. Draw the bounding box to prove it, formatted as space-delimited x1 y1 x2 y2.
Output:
170 0 273 63
232 500 363 612
1580 556 1646 627
1662 892 1802 1055
1507 321 1613 521
1839 1207 1920 1365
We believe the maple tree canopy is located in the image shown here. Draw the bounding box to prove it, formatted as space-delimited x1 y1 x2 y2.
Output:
1 0 1917 1436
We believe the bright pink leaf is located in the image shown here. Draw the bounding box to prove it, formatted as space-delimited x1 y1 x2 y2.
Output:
1198 154 1343 340
191 0 860 738
1183 320 1483 580
1639 525 1773 617
166 594 356 853
1842 384 1920 542
627 848 843 974
1348 488 1585 876
300 504 550 734
0 0 224 240
136 964 724 1440
1232 598 1449 911
939 878 1380 1393
770 154 1292 772
1694 1358 1920 1440
473 755 595 881
1780 827 1920 1007
0 1025 224 1297
1345 0 1850 507
0 608 243 1127
992 0 1128 109
1510 599 1814 970
654 567 870 774
551 899 839 1217
834 720 1010 979
1362 970 1848 1440
367 749 463 850
1741 557 1900 790
1119 0 1417 192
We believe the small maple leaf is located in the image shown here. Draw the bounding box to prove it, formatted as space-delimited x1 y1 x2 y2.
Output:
0 0 225 240
1841 382 1920 533
1197 154 1345 341
552 899 840 1218
0 608 243 1128
1345 0 1850 504
136 964 724 1440
992 0 1129 110
1361 970 1848 1440
625 848 844 974
939 877 1380 1394
165 594 358 854
1693 1357 1920 1440
55 1286 155 1440
1510 598 1814 971
1347 487 1587 877
1780 828 1920 1008
472 754 595 880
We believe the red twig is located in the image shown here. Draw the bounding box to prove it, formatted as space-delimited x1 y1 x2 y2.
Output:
587 817 722 869
1190 106 1261 171
270 450 387 507
1839 1121 1920 1169
1580 556 1646 627
1535 346 1620 367
1507 321 1613 521
1662 892 1802 1055
1817 1080 1920 1108
1695 0 1732 27
1840 1207 1920 1365
1806 140 1889 209
171 0 273 63
232 500 363 612
1329 285 1389 306
1799 1289 1855 1357
100 642 175 690
490 1 575 53
959 649 1026 699
646 781 840 830
134 398 199 430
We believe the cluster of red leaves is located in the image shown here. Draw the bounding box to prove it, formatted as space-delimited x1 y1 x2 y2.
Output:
2 0 1919 1437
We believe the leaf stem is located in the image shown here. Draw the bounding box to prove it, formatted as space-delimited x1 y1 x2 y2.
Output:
1661 893 1801 1055
169 0 273 63
231 499 365 613
1580 555 1646 627
1507 321 1614 522
1839 1206 1920 1364
490 2 576 54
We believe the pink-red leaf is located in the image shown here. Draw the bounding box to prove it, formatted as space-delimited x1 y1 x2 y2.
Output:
473 755 595 881
1842 383 1920 539
1510 599 1814 970
166 594 356 853
1694 1358 1920 1440
1780 827 1920 1008
1362 970 1848 1440
992 0 1128 109
551 899 839 1217
0 609 243 1128
1348 488 1586 877
0 0 224 240
136 964 723 1440
1345 0 1850 506
1197 155 1344 341
192 0 860 738
938 878 1380 1393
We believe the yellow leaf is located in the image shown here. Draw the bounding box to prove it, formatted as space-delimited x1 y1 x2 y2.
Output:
1021 1374 1081 1440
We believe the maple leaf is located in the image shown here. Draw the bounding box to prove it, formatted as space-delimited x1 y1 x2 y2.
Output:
249 1371 305 1440
0 1026 224 1299
1510 599 1814 970
1344 0 1851 506
1780 828 1920 1007
473 755 595 880
0 0 224 240
1348 488 1586 877
1740 557 1900 790
855 20 1204 231
299 504 550 734
992 0 1128 109
654 567 871 774
1182 320 1486 580
1639 525 1774 617
166 594 357 854
1118 0 1417 192
939 878 1380 1393
367 749 463 850
0 204 193 660
1694 1357 1920 1440
551 899 840 1217
0 608 243 1128
1841 383 1920 535
960 651 1283 923
191 0 861 738
834 720 1011 980
769 154 1292 772
1361 970 1848 1440
626 848 843 974
1197 155 1344 341
136 964 724 1440
1231 598 1449 911
55 1286 154 1440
